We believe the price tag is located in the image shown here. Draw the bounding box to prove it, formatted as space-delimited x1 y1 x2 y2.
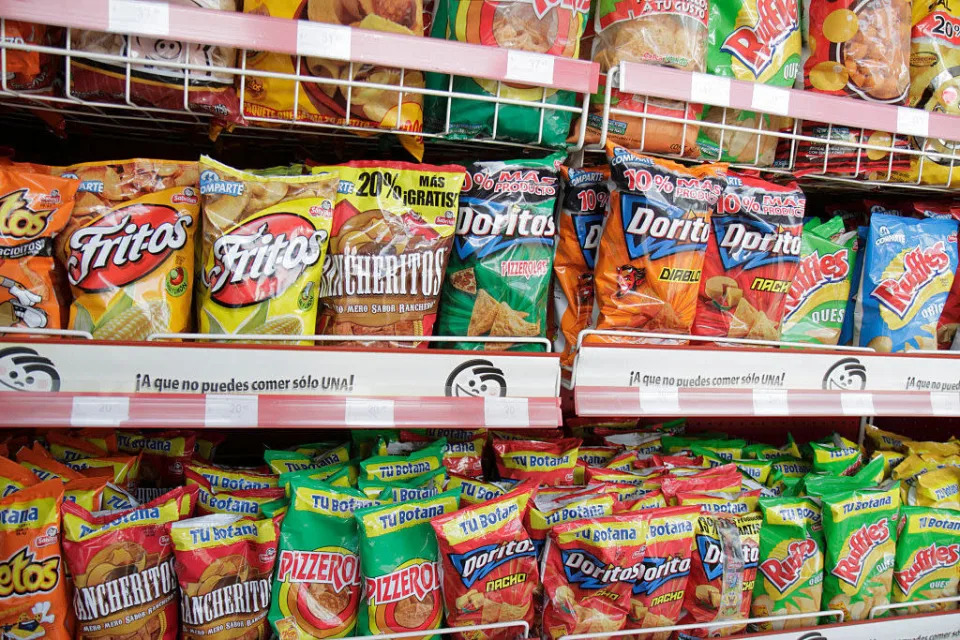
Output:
840 392 875 416
638 388 680 414
690 73 731 108
752 389 789 416
484 397 530 427
345 398 395 426
751 85 791 116
71 396 130 427
506 50 555 85
297 21 351 61
205 395 258 426
108 0 170 36
930 392 960 416
896 107 929 138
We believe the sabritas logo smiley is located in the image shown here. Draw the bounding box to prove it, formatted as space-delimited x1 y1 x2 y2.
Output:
366 562 438 604
871 242 951 318
759 538 819 593
832 519 890 587
275 549 360 593
785 250 850 313
0 189 55 240
67 204 193 291
894 543 960 594
720 0 799 77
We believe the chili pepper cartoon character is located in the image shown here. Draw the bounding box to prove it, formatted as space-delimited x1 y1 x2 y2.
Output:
576 273 594 306
0 277 47 329
615 265 644 299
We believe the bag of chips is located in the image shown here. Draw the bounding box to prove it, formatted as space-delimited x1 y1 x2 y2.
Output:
493 437 581 486
596 145 726 340
858 213 959 352
317 161 466 345
527 491 619 558
116 430 195 487
437 154 563 351
187 461 279 492
197 157 337 340
361 441 445 483
62 453 141 490
170 514 280 640
892 505 960 613
17 443 85 482
187 469 285 519
0 455 39 497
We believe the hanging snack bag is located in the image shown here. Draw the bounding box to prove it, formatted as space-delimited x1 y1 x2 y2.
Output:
693 173 806 341
596 145 725 339
0 168 79 332
554 166 609 369
781 217 857 345
58 159 199 340
353 489 460 637
859 213 958 352
892 505 960 612
425 0 589 146
62 485 198 640
197 157 337 340
317 161 466 345
437 154 563 351
170 514 280 640
0 480 71 640
493 437 581 485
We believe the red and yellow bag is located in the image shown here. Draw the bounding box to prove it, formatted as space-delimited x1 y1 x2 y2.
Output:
187 469 285 519
116 431 195 487
63 475 109 511
62 453 140 490
47 432 107 462
17 443 85 482
493 438 581 486
0 455 39 497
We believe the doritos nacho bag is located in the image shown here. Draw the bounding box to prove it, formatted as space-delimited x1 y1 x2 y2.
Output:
0 168 78 332
62 485 198 640
555 166 609 369
437 154 563 351
170 514 280 640
858 213 958 352
596 145 725 339
354 489 460 637
493 437 581 485
317 161 466 345
0 480 71 640
60 159 200 340
892 505 960 613
693 173 806 341
198 157 337 340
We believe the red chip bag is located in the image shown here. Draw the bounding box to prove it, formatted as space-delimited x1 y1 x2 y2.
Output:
493 438 581 485
660 465 742 502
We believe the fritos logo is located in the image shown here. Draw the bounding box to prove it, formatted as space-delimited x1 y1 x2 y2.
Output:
0 189 55 240
0 547 60 597
275 549 360 592
759 538 818 593
870 243 950 318
894 543 960 593
720 0 799 76
366 562 438 604
832 519 890 587
785 250 850 313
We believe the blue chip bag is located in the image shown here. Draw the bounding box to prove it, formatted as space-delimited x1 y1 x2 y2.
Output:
859 214 958 352
839 226 868 345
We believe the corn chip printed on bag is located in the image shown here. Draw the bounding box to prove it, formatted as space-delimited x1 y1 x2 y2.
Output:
242 0 425 159
858 213 959 352
61 485 199 640
0 480 72 640
170 514 280 640
595 145 726 340
892 505 960 613
437 154 563 351
197 157 337 341
353 489 460 638
317 161 466 345
425 0 588 146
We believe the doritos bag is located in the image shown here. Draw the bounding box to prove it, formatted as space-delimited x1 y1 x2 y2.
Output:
693 173 806 341
170 514 280 640
554 166 609 369
0 168 79 332
437 154 563 351
0 480 71 640
892 505 960 613
493 438 581 485
62 485 198 640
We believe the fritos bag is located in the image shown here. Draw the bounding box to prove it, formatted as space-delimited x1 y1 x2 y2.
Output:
0 480 71 640
493 437 581 485
170 514 280 640
198 157 337 340
60 159 200 340
62 485 198 640
554 166 609 369
693 173 806 341
0 168 78 332
596 145 725 339
892 505 960 613
431 481 539 640
317 162 466 345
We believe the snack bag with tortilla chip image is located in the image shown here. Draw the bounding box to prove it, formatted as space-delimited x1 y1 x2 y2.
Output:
892 505 960 613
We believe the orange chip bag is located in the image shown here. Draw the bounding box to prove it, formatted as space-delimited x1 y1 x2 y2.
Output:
16 443 85 482
63 475 109 511
0 479 72 640
0 455 39 497
596 144 726 340
0 167 79 332
62 453 141 490
47 432 107 462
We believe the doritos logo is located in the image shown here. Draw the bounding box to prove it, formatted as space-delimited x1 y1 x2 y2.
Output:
720 0 799 76
450 540 537 588
633 556 692 596
275 549 360 593
574 212 605 269
870 243 951 318
785 249 850 313
894 543 960 593
0 547 60 597
832 519 890 587
560 549 642 588
0 189 54 240
455 202 556 261
715 218 802 270
622 195 711 261
758 538 819 593
697 535 760 581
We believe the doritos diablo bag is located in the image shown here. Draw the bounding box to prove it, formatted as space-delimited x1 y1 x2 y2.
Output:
0 168 78 333
493 437 581 485
858 213 958 352
892 505 960 613
693 173 806 342
317 162 466 346
62 485 198 640
437 154 562 351
554 166 609 369
170 514 280 640
596 145 725 339
0 480 71 640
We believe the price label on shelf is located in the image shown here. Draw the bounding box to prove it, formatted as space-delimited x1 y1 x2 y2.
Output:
690 73 731 108
896 107 929 138
205 395 258 427
751 85 791 116
484 397 530 427
840 392 875 416
752 389 789 415
297 22 352 62
70 396 130 427
344 398 395 426
506 50 555 85
930 392 960 416
108 0 170 37
638 388 680 414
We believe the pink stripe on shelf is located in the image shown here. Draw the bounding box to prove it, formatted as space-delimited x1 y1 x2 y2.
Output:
1 0 109 30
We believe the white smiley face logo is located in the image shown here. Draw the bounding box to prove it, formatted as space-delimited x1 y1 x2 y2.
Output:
0 347 60 392
445 359 507 398
822 358 867 390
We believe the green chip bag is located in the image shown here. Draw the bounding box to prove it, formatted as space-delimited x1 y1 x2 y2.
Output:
892 505 960 613
265 449 321 475
808 435 863 476
361 441 445 483
436 154 564 351
358 467 447 501
354 489 460 637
